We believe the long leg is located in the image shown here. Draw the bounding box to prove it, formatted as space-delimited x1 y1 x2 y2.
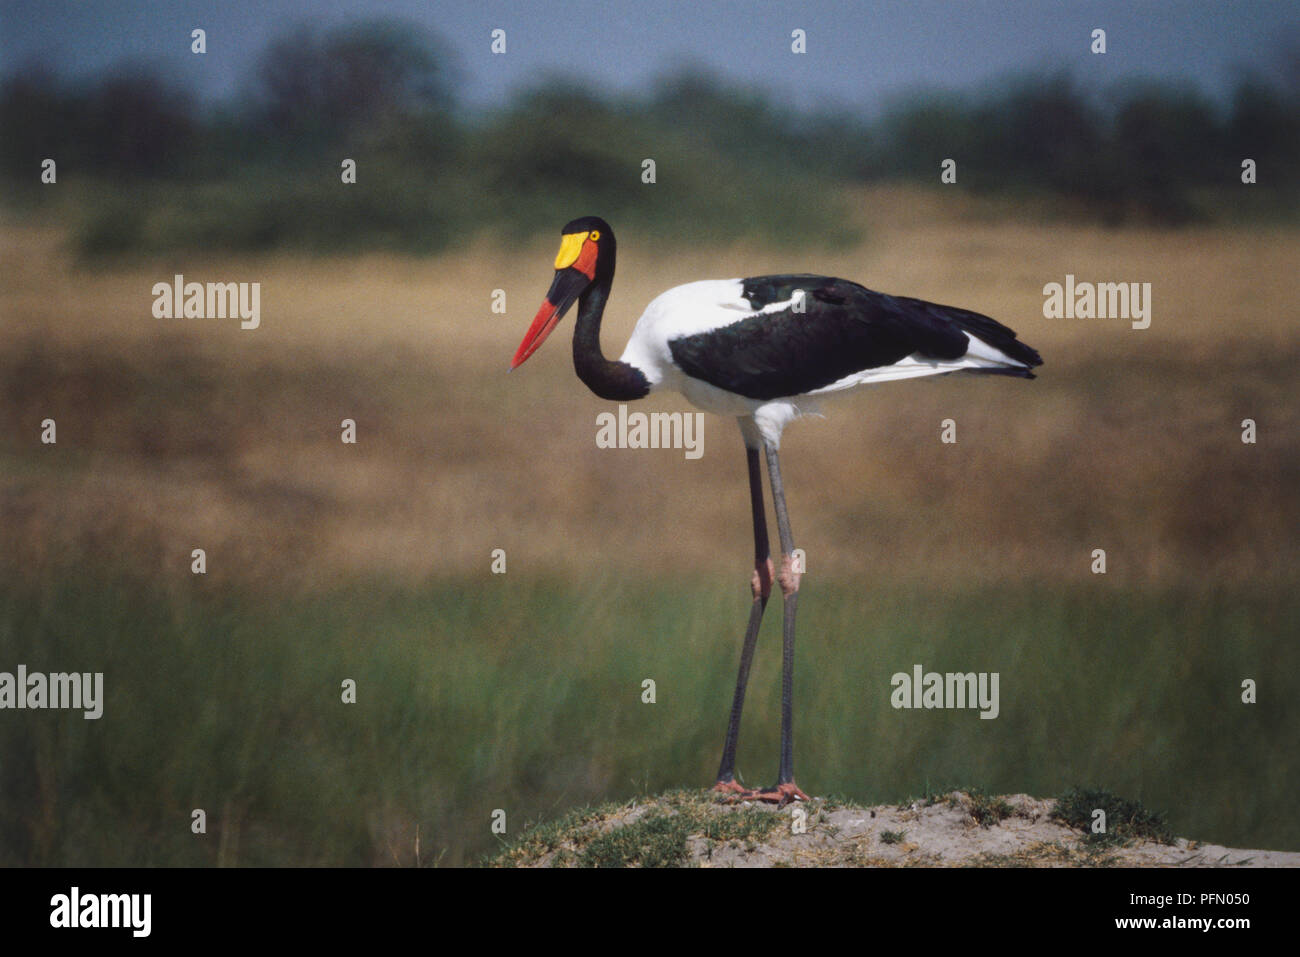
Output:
758 441 809 803
712 442 773 793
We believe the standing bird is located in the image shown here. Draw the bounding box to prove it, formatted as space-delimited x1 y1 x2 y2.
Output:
511 216 1041 804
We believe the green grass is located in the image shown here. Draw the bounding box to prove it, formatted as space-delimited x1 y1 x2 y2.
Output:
486 789 782 867
1052 786 1176 848
968 790 1015 828
895 786 1015 829
0 570 1295 865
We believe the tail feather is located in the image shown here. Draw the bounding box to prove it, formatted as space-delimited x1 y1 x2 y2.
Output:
889 293 1043 372
961 365 1037 379
952 312 1043 370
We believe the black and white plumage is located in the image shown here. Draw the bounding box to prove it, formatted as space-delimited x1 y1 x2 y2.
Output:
671 275 1039 397
512 216 1042 803
622 273 1041 446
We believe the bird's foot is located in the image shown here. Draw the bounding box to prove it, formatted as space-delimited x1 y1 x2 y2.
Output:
777 554 801 598
711 779 759 802
749 781 810 807
751 558 775 602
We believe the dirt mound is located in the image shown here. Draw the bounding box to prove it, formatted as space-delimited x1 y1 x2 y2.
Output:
491 789 1298 868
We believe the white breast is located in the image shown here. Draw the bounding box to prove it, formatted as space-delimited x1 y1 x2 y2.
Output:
616 280 815 444
617 279 751 387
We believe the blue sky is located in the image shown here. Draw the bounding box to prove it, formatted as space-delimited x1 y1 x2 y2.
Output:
1 0 1295 111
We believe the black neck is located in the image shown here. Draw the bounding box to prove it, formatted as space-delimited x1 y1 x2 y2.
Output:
572 251 651 402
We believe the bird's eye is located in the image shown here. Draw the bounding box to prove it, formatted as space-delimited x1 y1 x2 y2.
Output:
589 230 601 241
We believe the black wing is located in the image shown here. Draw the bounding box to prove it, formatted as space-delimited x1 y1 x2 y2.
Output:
667 275 1042 400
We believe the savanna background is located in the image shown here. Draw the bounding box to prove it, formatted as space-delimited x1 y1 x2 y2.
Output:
1 1 1297 866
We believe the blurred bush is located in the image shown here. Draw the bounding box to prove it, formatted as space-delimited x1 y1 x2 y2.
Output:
1 18 1297 257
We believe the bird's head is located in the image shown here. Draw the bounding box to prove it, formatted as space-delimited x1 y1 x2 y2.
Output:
511 216 614 370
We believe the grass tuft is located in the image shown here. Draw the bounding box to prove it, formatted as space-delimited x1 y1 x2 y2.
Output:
487 789 781 868
897 786 1011 827
967 790 1015 828
1052 787 1175 847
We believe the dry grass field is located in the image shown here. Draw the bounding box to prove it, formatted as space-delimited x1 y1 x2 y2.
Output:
3 187 1297 592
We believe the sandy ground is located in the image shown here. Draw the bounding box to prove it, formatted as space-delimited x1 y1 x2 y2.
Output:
521 791 1300 867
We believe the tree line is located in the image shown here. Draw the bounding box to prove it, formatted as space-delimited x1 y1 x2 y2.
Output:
2 19 1296 254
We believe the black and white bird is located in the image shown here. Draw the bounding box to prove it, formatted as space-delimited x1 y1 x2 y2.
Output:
511 215 1042 804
